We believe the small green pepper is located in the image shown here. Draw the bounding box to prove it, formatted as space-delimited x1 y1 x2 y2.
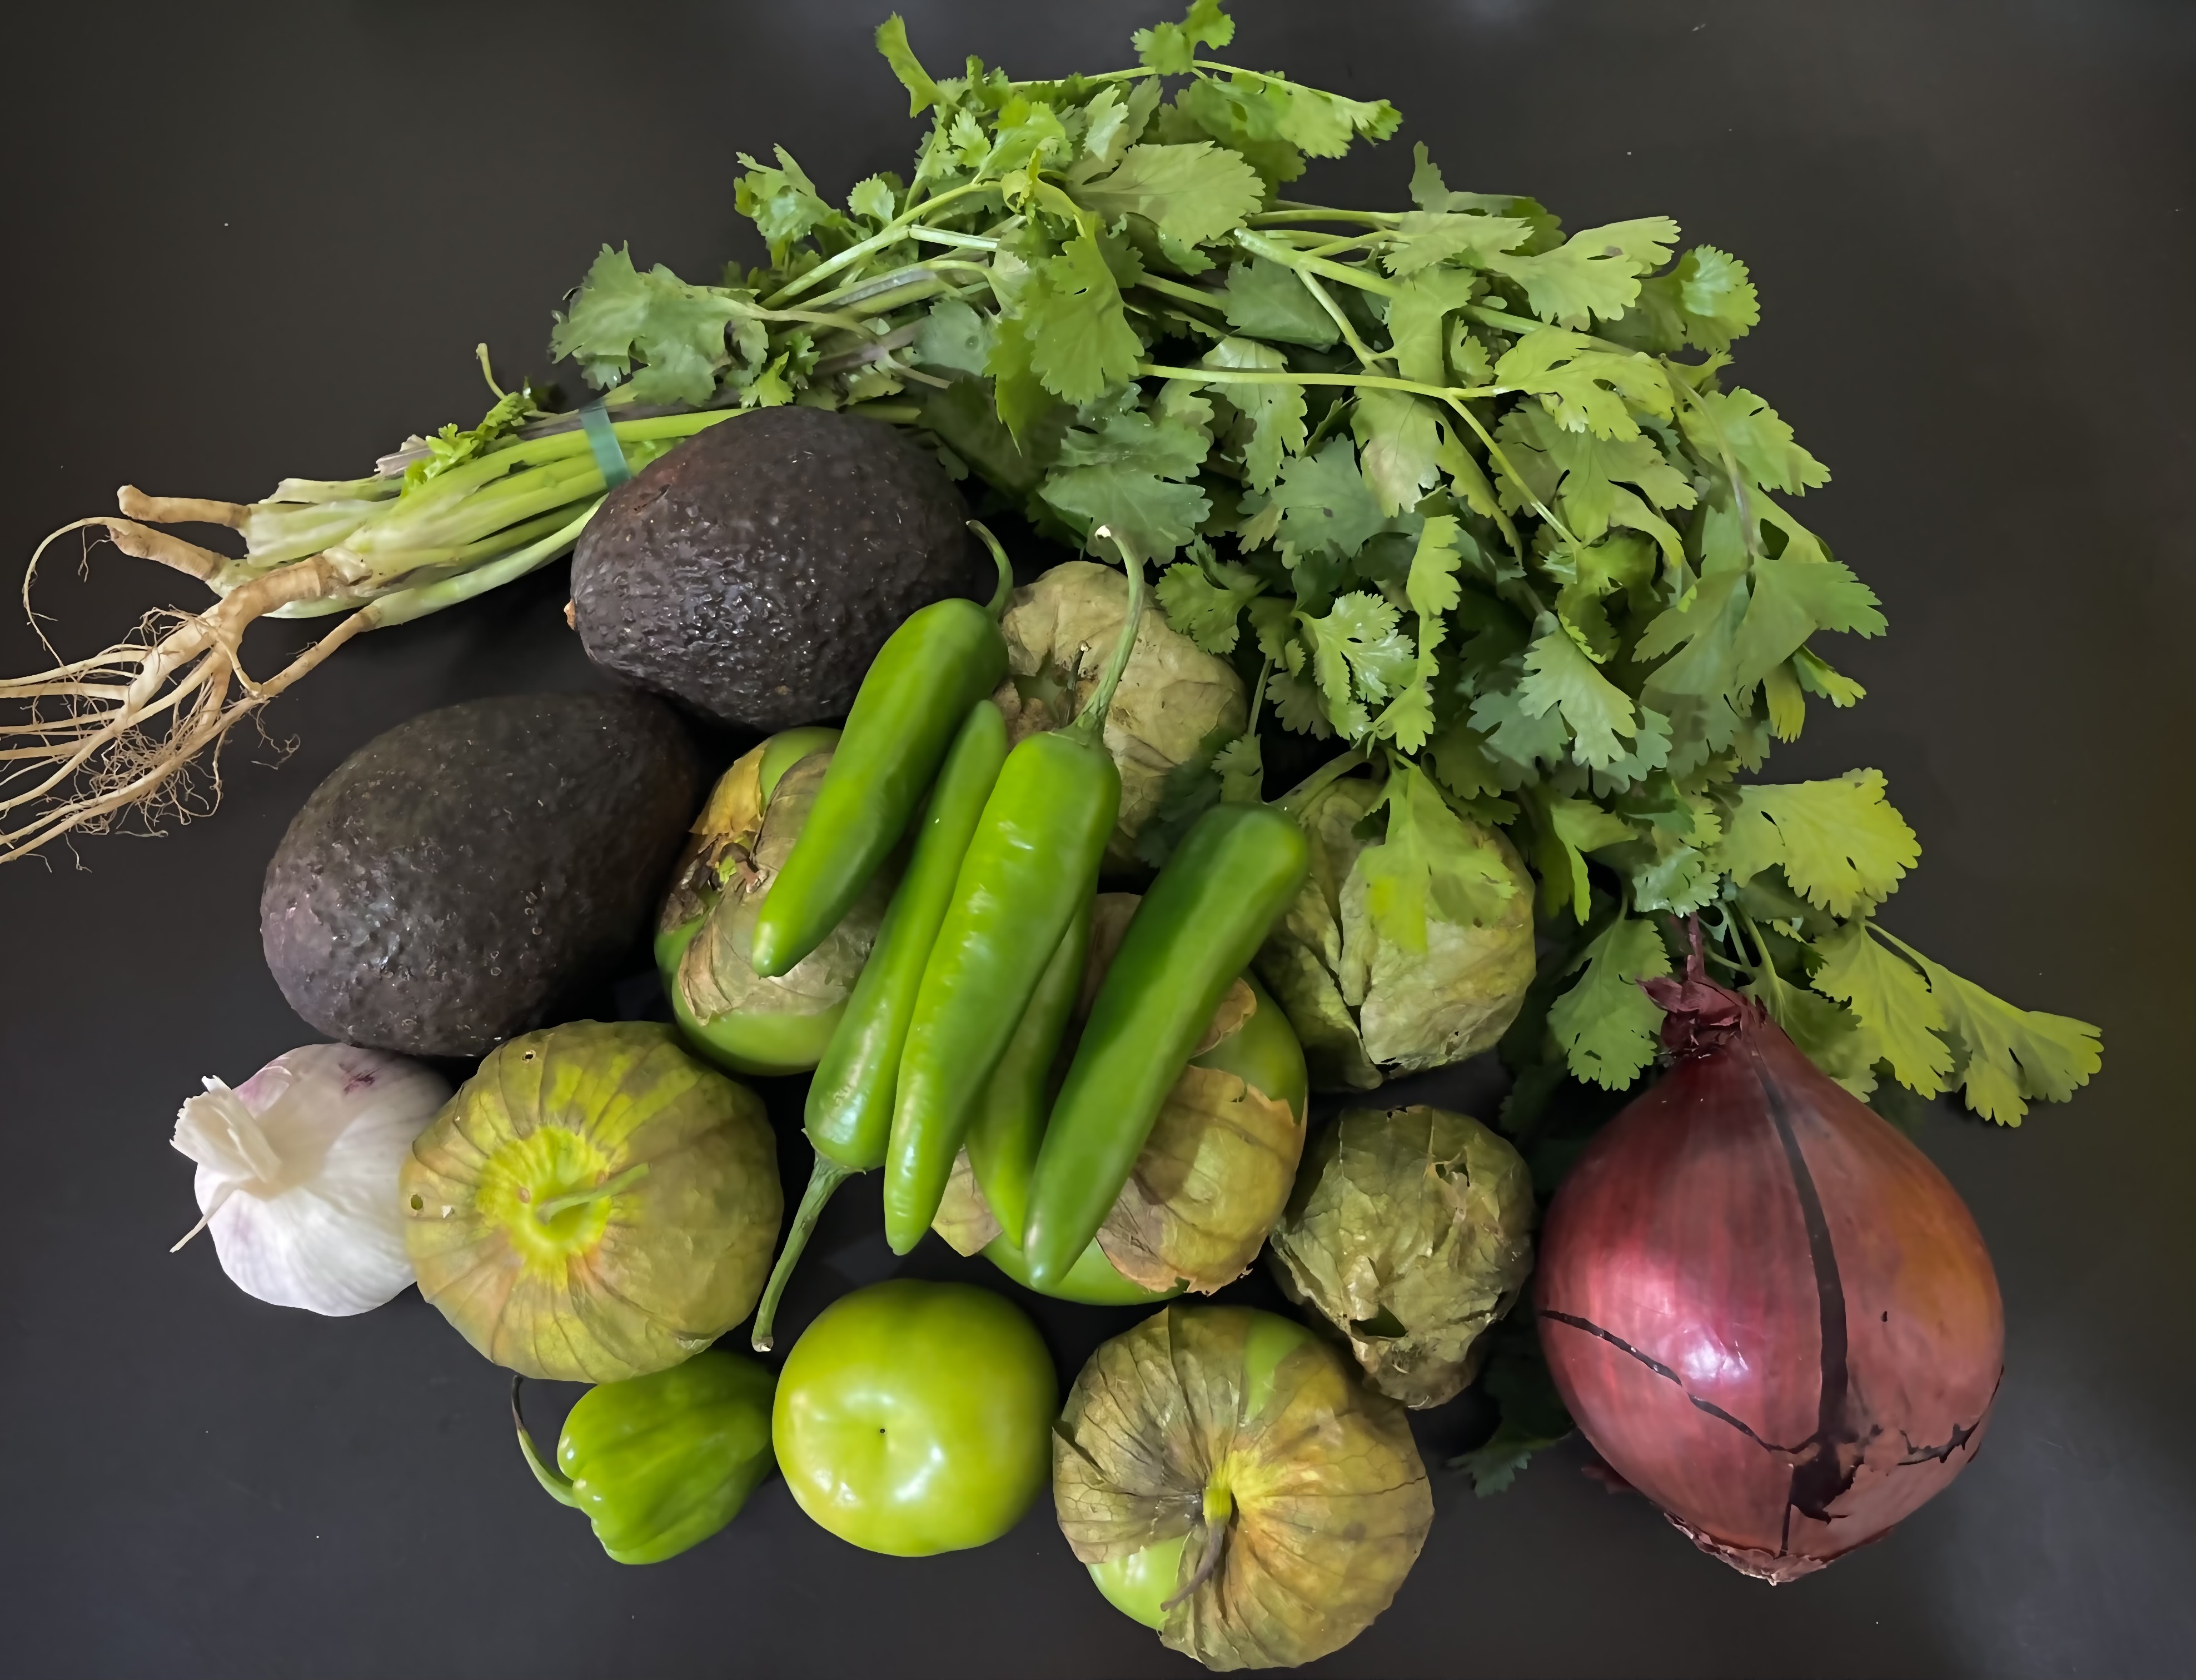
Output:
964 895 1091 1246
1022 801 1310 1288
512 1349 776 1565
881 544 1147 1254
748 697 1009 1351
749 530 1013 979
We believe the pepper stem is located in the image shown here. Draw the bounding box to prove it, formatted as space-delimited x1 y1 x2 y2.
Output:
532 1161 650 1223
511 1377 580 1509
1068 526 1147 746
968 520 1015 618
751 1154 858 1352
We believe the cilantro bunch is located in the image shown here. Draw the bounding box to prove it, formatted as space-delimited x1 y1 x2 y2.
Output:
549 0 2099 1126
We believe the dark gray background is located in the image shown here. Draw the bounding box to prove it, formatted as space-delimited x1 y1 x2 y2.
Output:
2 2 2190 1676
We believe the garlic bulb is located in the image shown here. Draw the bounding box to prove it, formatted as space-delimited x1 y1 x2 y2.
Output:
172 1044 452 1316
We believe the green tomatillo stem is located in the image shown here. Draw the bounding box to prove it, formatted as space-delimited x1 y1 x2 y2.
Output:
532 1161 650 1223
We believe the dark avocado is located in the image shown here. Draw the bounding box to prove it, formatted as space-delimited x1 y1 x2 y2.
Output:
261 692 701 1057
569 405 982 730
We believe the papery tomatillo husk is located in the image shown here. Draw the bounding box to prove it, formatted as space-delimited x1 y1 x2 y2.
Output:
1268 1105 1536 1408
401 1020 781 1382
1536 958 2005 1582
991 561 1246 870
1254 774 1536 1091
1054 1304 1432 1671
657 731 894 1077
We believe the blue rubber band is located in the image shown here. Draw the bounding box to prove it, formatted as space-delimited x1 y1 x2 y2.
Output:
578 400 633 488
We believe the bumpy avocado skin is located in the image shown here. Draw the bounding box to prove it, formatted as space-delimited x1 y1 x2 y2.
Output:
261 692 702 1056
569 406 979 730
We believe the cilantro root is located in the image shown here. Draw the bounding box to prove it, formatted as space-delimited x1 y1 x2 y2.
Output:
2 381 730 861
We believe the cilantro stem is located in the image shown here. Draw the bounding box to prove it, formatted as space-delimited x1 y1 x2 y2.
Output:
907 227 1000 252
1465 303 1546 337
763 179 993 308
1139 363 1456 402
1250 205 1401 228
1432 392 1581 556
1231 230 1401 298
1732 906 1787 1013
1134 273 1226 313
1293 267 1390 369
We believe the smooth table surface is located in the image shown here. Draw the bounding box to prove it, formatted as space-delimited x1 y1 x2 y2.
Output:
3 2 2191 1676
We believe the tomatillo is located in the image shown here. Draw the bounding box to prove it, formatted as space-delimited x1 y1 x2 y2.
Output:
1085 1314 1318 1621
773 1279 1055 1556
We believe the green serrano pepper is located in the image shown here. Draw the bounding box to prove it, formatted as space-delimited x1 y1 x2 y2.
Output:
749 530 1012 979
1020 801 1311 1289
880 543 1148 1255
748 699 1009 1351
964 896 1091 1246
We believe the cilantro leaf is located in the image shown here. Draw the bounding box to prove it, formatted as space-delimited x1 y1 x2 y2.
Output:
1202 336 1306 491
1132 0 1233 74
1269 437 1386 560
1299 591 1412 736
735 147 851 263
1807 918 1953 1096
1452 1324 1575 1495
1884 933 2103 1125
1070 142 1264 248
912 298 994 376
1731 554 1886 691
1549 915 1671 1088
1486 218 1680 326
1022 233 1143 404
1221 256 1339 347
1380 211 1533 277
1517 614 1640 768
1157 556 1263 653
1494 328 1674 440
1525 787 1635 922
1172 77 1306 188
1496 402 1695 541
1038 405 1209 562
1357 761 1520 951
1350 390 1443 517
1214 734 1266 803
1265 665 1333 737
1387 266 1482 387
985 94 1073 176
874 15 943 117
550 245 742 404
1715 769 1919 918
1792 646 1867 707
1671 245 1760 350
1678 387 1829 494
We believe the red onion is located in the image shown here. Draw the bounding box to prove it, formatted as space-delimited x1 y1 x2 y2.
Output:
1536 955 2004 1581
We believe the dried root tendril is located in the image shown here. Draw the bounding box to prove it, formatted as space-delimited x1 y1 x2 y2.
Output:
2 509 376 863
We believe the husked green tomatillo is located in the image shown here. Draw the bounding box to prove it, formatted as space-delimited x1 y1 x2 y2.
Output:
401 1021 780 1382
658 729 900 1077
1055 1304 1433 1669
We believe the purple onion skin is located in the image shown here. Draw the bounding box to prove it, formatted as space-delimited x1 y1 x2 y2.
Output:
1536 971 2004 1582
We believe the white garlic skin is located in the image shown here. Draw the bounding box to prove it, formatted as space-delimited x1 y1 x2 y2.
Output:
173 1045 452 1316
